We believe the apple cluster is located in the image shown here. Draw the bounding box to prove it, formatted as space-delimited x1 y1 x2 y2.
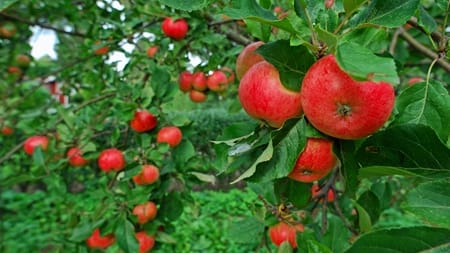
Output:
178 67 234 103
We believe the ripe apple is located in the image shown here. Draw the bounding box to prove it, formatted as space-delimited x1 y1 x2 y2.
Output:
325 0 335 9
23 135 49 155
130 110 158 133
0 22 17 38
146 46 159 58
235 41 265 80
7 66 22 75
132 201 158 224
15 54 31 68
268 222 304 248
301 55 395 140
273 6 282 14
178 71 193 92
207 70 228 92
1 126 14 135
97 148 125 172
311 184 335 202
161 17 189 40
67 147 88 167
86 228 115 249
221 66 235 84
192 72 207 91
136 231 155 253
133 164 160 185
189 90 207 103
238 61 303 128
288 138 337 183
93 41 109 55
156 126 183 147
407 77 424 86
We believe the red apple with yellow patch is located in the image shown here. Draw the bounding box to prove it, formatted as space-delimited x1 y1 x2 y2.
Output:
235 41 265 80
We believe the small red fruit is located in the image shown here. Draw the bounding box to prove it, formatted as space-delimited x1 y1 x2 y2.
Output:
132 201 158 224
273 6 282 14
301 55 395 139
156 126 183 147
189 90 207 103
23 136 49 155
238 61 303 128
133 164 160 185
1 126 14 135
0 23 17 38
161 17 189 40
324 0 335 9
136 231 155 253
130 110 158 133
7 66 22 74
288 138 337 183
221 66 235 84
178 71 193 92
146 46 159 58
235 41 265 80
311 184 335 202
192 72 207 91
207 70 228 92
86 228 115 249
97 148 125 172
67 147 88 167
15 54 31 68
268 222 304 248
93 41 109 55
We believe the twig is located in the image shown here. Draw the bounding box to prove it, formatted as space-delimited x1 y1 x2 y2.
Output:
333 198 359 236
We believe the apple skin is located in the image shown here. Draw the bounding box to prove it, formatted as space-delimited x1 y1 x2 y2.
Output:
86 228 115 249
189 90 207 103
236 41 265 80
192 72 207 91
93 41 109 55
161 17 189 40
133 164 160 185
1 126 14 135
15 54 31 68
136 231 155 253
179 71 193 92
288 138 337 183
207 70 228 92
130 110 158 133
301 55 395 140
146 46 158 58
132 201 158 224
97 148 125 172
67 147 88 167
238 61 303 128
311 184 335 202
157 126 183 147
268 222 304 248
23 136 49 155
325 0 335 9
0 23 17 38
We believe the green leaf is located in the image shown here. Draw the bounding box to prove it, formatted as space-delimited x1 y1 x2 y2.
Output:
339 141 360 198
0 0 18 11
321 215 352 252
189 172 216 184
250 119 307 182
115 217 139 253
256 40 316 92
274 178 311 209
173 140 196 166
278 241 293 253
341 27 389 53
32 147 45 167
359 166 425 178
156 231 177 244
356 124 450 178
228 216 265 244
231 138 273 184
343 0 368 14
417 6 437 34
159 192 184 221
402 181 450 228
336 42 399 84
158 0 211 11
345 226 450 253
306 240 333 253
352 201 372 232
69 219 105 242
394 81 450 142
365 0 420 27
357 190 380 224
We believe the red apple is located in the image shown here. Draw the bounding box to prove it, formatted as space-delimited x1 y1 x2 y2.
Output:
132 201 158 224
268 222 304 248
178 71 193 92
156 126 182 147
288 138 337 183
273 6 282 14
135 231 155 253
301 55 395 139
161 17 189 40
189 90 207 103
207 70 228 92
235 41 265 80
311 184 335 202
238 61 303 128
97 148 125 172
407 77 424 86
221 66 235 84
7 66 22 75
15 54 31 68
192 72 207 91
0 22 17 38
1 126 14 135
130 110 158 133
324 0 335 9
67 147 88 167
93 41 109 55
133 164 160 185
86 228 115 249
146 46 159 58
23 136 49 155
